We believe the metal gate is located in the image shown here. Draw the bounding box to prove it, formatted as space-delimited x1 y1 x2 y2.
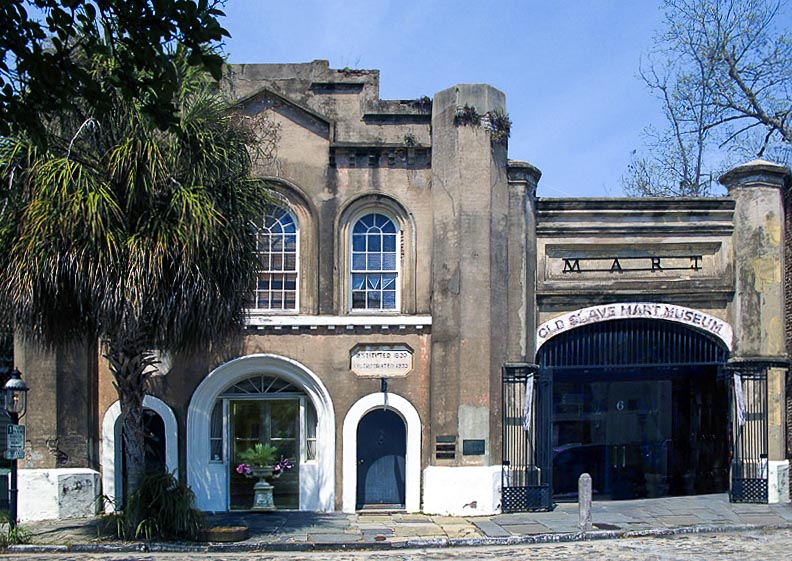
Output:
501 363 554 512
727 362 769 503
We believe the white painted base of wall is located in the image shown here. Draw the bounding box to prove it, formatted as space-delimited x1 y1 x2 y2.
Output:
16 468 101 521
422 465 502 515
768 460 790 504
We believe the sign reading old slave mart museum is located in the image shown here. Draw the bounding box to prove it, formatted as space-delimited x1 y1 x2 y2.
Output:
351 344 414 378
536 302 733 351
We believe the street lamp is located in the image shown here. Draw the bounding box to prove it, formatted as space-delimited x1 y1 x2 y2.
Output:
3 368 28 530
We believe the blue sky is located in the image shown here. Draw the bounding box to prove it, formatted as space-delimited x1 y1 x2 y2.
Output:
221 0 669 197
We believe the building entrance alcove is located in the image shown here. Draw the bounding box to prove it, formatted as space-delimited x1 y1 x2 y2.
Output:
355 409 406 510
538 317 730 502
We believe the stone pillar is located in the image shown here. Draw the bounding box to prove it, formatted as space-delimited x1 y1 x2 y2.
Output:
13 337 99 470
721 160 789 475
506 161 541 361
424 84 509 515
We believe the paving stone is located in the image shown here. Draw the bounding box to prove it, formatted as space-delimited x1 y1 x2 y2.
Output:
470 520 511 537
503 523 551 534
308 533 363 544
655 515 705 526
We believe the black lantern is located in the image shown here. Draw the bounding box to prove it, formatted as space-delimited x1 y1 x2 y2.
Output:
4 367 29 530
4 368 29 419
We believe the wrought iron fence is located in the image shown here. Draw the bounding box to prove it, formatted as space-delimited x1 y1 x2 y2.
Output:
727 363 769 503
501 363 554 512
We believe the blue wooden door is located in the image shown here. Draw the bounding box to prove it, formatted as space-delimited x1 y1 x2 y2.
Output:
356 409 406 509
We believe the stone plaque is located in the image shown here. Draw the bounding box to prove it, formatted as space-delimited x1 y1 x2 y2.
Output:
350 344 413 378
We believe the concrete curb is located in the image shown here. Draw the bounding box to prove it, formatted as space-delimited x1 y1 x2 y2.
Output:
5 522 792 554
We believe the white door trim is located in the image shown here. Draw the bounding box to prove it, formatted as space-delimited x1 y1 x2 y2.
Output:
100 395 178 510
342 392 421 513
186 353 335 511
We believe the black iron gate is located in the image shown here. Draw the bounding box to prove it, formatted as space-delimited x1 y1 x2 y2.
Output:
501 363 554 512
727 362 769 503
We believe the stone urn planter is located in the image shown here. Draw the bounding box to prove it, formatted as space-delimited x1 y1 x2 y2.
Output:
249 465 276 511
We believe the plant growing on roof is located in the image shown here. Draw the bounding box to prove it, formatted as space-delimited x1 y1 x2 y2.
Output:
485 109 512 146
454 104 481 127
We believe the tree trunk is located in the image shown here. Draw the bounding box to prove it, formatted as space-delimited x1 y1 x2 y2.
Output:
106 343 156 504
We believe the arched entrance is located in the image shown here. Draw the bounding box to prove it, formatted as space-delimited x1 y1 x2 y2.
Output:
186 354 335 512
101 396 178 509
356 409 406 509
342 392 421 513
539 317 729 501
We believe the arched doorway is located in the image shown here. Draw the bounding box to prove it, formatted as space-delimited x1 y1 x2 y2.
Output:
186 354 335 512
101 396 178 509
539 317 730 501
356 409 406 509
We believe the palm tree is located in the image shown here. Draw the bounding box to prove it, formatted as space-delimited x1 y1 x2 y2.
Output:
0 50 272 499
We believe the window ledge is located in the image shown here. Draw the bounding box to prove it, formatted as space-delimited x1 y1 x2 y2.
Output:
246 314 432 329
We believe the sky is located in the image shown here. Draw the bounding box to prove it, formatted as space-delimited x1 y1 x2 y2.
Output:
220 0 670 197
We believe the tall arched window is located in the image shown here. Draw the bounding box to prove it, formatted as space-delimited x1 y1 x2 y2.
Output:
254 206 299 310
350 213 399 310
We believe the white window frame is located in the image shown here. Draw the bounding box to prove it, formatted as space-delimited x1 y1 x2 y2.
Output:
348 211 402 313
251 205 300 313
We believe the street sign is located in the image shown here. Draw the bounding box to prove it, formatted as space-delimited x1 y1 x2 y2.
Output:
5 424 25 460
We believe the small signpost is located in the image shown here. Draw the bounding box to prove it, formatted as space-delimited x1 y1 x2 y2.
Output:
4 424 25 460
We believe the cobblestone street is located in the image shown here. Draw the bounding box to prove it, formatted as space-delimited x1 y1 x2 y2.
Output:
3 529 792 561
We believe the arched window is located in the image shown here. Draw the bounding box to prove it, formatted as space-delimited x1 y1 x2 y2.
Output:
350 213 399 310
253 206 298 310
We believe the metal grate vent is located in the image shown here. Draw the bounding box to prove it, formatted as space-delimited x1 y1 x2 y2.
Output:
435 435 456 460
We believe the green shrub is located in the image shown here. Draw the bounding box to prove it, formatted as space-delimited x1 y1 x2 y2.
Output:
103 471 204 541
0 513 31 546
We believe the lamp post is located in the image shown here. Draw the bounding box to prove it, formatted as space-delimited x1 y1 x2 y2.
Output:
3 368 28 530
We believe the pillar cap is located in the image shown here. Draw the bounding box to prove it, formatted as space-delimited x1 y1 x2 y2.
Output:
718 159 790 190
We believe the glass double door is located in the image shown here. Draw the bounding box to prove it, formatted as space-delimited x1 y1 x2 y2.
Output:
229 399 299 510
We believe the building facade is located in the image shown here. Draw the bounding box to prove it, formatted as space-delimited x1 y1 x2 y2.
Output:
10 61 790 519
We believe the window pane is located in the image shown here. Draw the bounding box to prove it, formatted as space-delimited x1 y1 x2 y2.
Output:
367 235 381 251
353 234 365 251
367 254 381 270
367 292 381 308
352 291 366 308
383 234 396 252
210 401 223 461
382 253 396 270
382 290 396 308
352 273 366 290
352 254 366 270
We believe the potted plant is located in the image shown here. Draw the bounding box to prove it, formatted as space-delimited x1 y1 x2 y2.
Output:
236 443 279 511
237 443 278 477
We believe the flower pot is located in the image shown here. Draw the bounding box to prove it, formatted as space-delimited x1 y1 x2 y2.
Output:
250 466 276 511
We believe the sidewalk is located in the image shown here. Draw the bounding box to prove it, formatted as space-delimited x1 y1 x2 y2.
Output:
10 494 792 553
